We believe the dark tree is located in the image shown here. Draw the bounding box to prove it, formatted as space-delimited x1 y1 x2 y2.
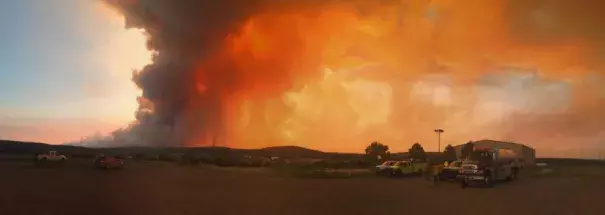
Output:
365 141 390 162
408 143 427 162
460 141 475 159
443 144 457 162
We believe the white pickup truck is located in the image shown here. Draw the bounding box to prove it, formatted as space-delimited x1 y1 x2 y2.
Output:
36 151 67 162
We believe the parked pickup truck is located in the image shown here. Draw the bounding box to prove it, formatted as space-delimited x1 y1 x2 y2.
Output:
389 160 426 176
375 161 396 175
36 151 67 162
439 160 463 180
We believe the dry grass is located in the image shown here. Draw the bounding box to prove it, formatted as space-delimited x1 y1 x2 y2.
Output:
1 159 604 215
526 164 605 178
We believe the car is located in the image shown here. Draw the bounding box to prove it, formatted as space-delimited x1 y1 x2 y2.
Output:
440 160 463 180
93 155 124 170
375 161 396 175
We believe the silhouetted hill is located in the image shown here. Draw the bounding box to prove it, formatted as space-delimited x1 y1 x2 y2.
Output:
256 146 326 158
0 140 345 159
0 140 94 155
5 140 602 164
0 140 477 160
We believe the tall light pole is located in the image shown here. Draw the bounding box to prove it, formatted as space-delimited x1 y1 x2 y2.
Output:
434 129 444 152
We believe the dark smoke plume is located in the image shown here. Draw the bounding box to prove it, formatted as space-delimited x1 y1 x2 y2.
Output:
99 0 252 146
100 0 339 146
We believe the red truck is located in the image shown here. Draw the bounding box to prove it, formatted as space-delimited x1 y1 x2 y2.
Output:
93 155 124 170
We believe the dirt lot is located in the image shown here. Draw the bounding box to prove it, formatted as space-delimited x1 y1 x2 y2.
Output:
1 160 604 215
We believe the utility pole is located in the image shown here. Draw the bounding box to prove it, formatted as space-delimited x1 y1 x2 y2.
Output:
434 129 444 152
212 134 217 148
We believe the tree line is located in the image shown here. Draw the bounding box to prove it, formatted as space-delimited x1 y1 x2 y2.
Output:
364 140 476 164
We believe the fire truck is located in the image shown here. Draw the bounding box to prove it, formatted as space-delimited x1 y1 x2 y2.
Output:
459 147 522 188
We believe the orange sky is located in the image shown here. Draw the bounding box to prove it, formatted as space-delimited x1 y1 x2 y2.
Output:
3 0 604 158
167 0 604 158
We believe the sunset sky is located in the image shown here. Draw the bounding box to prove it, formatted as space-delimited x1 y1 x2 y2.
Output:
1 0 604 158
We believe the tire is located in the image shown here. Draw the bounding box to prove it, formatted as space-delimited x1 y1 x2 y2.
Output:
505 168 518 181
38 158 47 166
510 170 518 181
484 174 494 188
399 170 406 177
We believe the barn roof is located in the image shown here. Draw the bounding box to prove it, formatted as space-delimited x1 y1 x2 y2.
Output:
453 139 534 150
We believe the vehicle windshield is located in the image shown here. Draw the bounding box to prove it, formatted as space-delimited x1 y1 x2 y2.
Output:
381 161 393 166
393 161 405 166
449 161 462 167
468 151 493 163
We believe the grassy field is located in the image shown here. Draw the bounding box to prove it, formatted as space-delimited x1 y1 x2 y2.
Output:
1 158 604 215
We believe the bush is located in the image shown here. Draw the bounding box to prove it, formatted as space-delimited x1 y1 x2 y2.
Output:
311 160 371 169
270 164 374 179
213 158 240 167
134 154 145 161
69 154 96 159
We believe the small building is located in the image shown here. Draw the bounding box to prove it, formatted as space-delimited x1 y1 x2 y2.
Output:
453 139 536 166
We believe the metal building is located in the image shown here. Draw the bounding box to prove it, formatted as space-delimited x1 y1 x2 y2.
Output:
453 139 536 166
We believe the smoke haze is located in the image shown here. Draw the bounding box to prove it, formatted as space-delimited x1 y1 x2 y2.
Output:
95 0 605 157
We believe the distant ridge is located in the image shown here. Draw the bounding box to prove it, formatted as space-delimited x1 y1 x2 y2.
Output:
0 140 348 159
0 139 93 154
258 145 326 157
5 140 601 161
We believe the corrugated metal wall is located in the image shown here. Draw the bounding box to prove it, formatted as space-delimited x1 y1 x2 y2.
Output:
453 140 536 165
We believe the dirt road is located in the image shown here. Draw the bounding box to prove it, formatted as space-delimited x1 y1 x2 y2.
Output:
1 161 603 215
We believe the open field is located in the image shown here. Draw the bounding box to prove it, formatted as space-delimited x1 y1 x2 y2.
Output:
1 159 605 215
